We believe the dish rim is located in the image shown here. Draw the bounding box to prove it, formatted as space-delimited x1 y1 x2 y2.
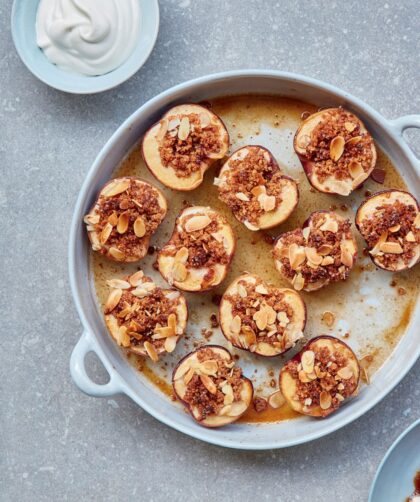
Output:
68 69 420 449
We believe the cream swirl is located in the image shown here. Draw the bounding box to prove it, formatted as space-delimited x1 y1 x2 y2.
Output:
36 0 140 76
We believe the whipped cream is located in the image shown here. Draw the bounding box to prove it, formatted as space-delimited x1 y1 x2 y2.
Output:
36 0 140 76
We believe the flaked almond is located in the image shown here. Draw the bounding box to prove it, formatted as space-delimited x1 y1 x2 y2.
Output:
106 279 131 289
348 160 364 179
346 135 362 146
129 270 145 287
336 393 345 402
109 247 125 260
164 336 177 353
319 391 332 410
251 185 266 197
301 350 315 374
230 315 242 335
175 246 189 263
370 231 388 256
84 213 100 225
156 119 168 141
172 261 188 282
262 194 276 212
302 226 311 241
100 222 113 244
133 216 146 238
292 273 305 291
255 284 268 295
337 366 353 380
321 310 335 327
268 390 285 409
344 121 356 132
185 214 212 232
330 135 345 162
144 341 159 362
305 247 323 266
102 179 130 197
183 367 195 385
131 288 148 298
253 308 268 331
277 311 289 326
199 360 219 376
199 113 211 128
340 244 353 267
114 325 130 347
152 326 175 339
213 177 224 187
289 243 306 270
242 326 257 347
167 313 177 331
406 231 416 242
238 283 247 298
168 117 180 130
298 370 311 383
379 241 403 254
200 374 217 394
108 212 119 226
265 306 277 325
320 218 339 233
318 244 333 255
117 212 129 234
236 192 250 202
178 117 190 140
105 288 122 312
321 256 335 266
388 224 401 233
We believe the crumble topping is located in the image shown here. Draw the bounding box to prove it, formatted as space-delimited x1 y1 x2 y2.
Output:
273 212 355 290
85 178 165 259
104 271 184 359
359 199 419 268
225 278 299 352
217 147 287 225
286 344 357 416
181 348 245 420
159 113 223 178
302 109 374 183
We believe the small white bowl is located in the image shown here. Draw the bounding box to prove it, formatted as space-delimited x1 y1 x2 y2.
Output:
11 0 159 94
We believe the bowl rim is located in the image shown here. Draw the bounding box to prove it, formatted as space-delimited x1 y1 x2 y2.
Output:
68 69 420 449
10 0 160 94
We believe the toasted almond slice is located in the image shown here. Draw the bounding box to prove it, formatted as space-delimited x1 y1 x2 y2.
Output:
230 315 242 335
253 308 268 331
251 185 266 197
277 311 289 326
346 135 362 146
415 213 420 229
108 212 118 226
178 117 190 140
172 262 188 282
262 194 276 212
379 241 403 254
301 350 315 374
268 390 286 409
330 136 345 161
340 244 353 267
318 244 333 255
133 216 146 238
337 366 353 380
183 367 195 385
265 306 277 325
302 226 311 241
348 160 364 179
100 222 113 244
305 247 323 266
144 341 159 362
320 391 332 410
199 113 211 128
344 121 356 132
320 218 339 233
102 179 131 197
389 224 401 233
84 213 100 225
199 360 219 376
298 370 311 383
336 393 345 402
406 231 416 242
292 273 305 291
129 270 145 287
255 284 268 295
238 283 247 298
167 313 177 331
321 256 335 266
236 192 250 202
109 247 125 260
185 215 212 232
242 325 257 347
106 279 131 289
105 288 122 312
200 374 217 394
175 246 189 263
156 119 168 141
168 117 180 130
164 336 177 353
213 177 224 187
370 231 388 256
131 288 148 298
289 243 306 270
117 212 130 234
153 326 175 339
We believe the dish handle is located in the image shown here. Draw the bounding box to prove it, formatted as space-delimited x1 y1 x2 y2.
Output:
70 330 124 397
389 115 420 169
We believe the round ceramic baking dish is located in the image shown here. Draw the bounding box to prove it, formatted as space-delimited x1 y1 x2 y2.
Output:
69 70 420 450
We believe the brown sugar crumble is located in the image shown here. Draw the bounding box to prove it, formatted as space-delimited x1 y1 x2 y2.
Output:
159 113 222 178
304 109 374 183
217 147 289 226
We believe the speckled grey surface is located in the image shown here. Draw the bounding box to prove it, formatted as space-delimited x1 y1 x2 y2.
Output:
1 0 419 500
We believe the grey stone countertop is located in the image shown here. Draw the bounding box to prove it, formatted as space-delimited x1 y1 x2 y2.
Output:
1 0 419 500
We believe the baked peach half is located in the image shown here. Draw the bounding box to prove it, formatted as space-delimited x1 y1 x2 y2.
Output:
356 189 420 271
84 177 167 262
215 145 299 230
157 206 235 292
273 211 358 291
142 104 229 191
172 345 253 427
280 336 360 418
104 270 188 361
294 108 376 196
219 273 306 356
